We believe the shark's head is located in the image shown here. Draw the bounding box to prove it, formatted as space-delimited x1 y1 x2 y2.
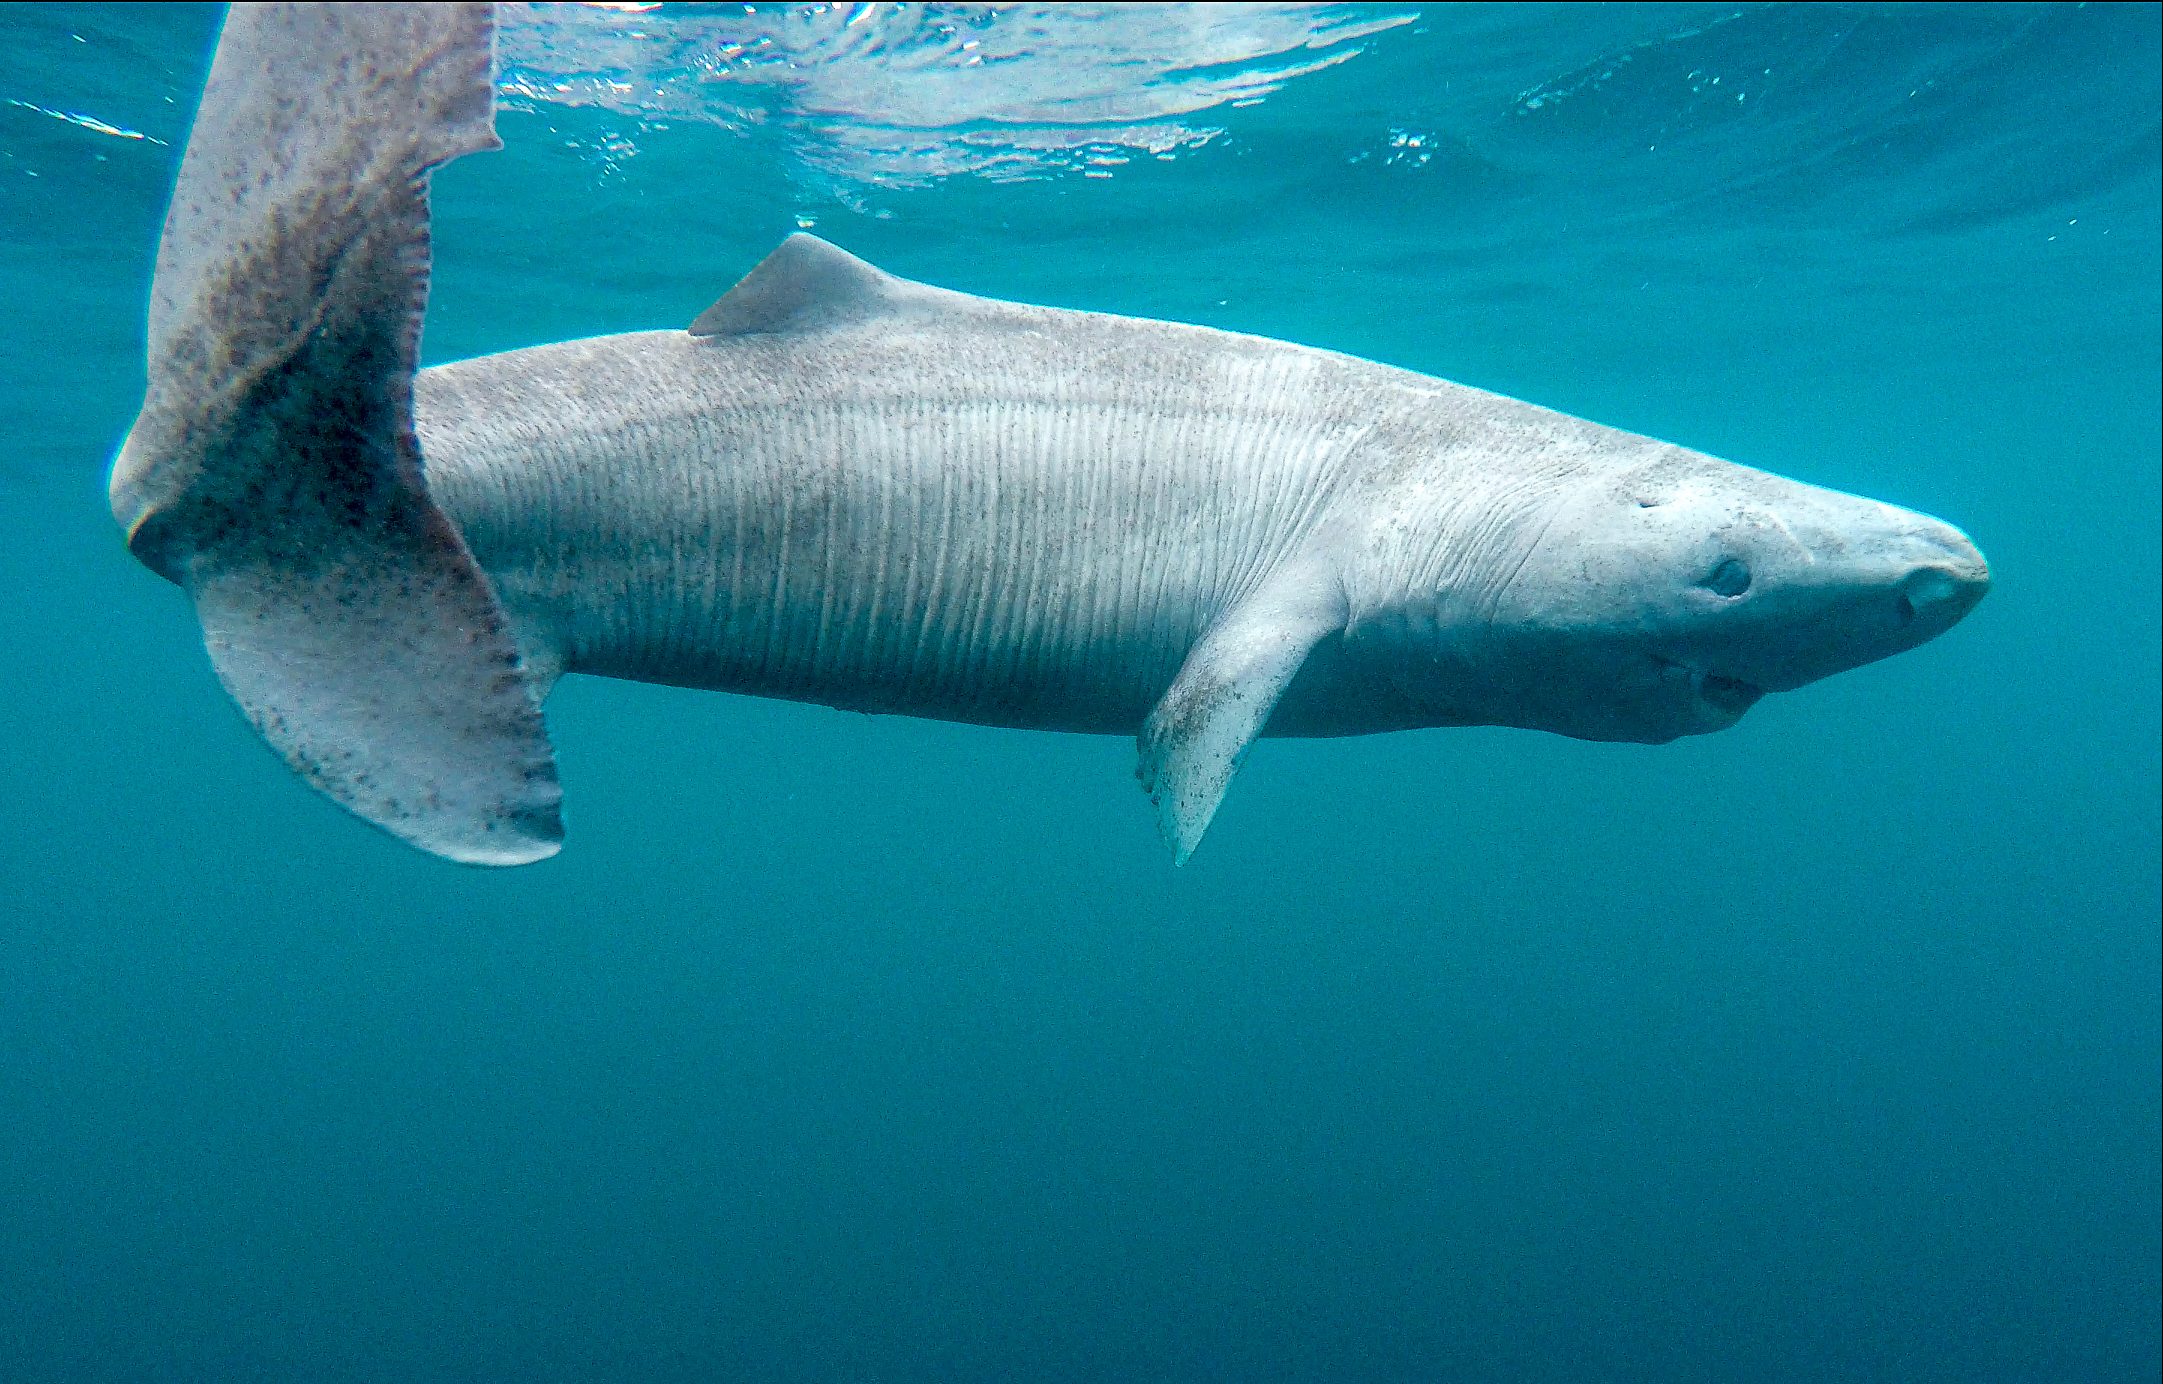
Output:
1469 449 1989 743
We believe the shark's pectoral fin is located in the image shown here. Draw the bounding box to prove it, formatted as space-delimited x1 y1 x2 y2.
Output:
109 4 562 865
1139 567 1345 865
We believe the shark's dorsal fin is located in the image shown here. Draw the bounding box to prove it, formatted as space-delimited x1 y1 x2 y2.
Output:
690 233 928 337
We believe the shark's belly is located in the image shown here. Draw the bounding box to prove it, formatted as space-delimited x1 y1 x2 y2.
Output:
417 325 1369 734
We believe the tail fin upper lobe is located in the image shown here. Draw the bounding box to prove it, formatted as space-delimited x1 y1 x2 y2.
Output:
111 2 562 865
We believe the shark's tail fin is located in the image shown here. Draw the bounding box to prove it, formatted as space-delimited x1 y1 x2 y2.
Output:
109 2 562 865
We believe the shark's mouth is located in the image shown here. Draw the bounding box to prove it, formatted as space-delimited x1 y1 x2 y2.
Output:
1698 671 1764 715
1654 656 1766 720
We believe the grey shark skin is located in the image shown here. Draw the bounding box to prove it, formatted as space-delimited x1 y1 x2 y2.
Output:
113 4 1988 866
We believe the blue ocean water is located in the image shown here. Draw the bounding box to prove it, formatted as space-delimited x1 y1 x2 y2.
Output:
2 2 2157 1379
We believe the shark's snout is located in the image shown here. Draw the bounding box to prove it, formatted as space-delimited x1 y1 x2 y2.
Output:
1698 507 1990 702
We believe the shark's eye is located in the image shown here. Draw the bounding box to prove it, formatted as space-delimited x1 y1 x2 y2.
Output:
1702 558 1752 598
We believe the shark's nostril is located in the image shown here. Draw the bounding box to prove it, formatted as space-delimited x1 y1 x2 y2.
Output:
1898 564 1980 632
1906 568 1961 610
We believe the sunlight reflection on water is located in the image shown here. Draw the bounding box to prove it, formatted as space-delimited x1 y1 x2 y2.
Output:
494 1 1416 184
